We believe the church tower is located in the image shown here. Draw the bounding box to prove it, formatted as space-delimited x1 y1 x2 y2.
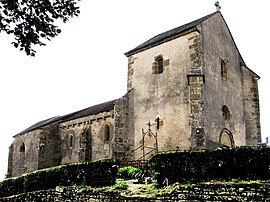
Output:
124 11 261 159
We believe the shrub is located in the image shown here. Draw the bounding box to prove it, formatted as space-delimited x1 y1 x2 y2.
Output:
0 158 118 198
117 166 144 181
150 147 270 186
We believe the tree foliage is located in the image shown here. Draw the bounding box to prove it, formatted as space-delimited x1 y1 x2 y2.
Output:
0 0 80 56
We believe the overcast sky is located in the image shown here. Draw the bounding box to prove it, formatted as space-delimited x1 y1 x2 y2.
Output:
0 0 269 179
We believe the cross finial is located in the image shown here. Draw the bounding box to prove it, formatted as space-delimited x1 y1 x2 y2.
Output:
146 121 151 129
215 1 221 11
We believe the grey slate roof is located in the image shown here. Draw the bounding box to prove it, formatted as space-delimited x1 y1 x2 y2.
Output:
60 99 116 123
14 116 62 137
15 99 117 137
125 12 218 57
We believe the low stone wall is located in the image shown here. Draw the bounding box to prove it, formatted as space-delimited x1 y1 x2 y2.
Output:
1 182 270 201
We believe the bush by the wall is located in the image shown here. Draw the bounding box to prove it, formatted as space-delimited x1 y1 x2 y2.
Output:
117 166 144 181
0 158 118 198
150 147 270 185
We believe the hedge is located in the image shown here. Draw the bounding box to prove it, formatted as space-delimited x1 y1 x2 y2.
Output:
150 147 270 185
0 158 118 198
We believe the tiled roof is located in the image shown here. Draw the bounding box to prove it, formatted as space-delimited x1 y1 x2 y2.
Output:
15 99 117 137
14 116 62 137
125 12 218 57
60 99 116 123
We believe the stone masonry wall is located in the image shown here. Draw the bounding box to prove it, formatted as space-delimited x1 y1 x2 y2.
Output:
241 64 261 145
59 111 115 165
187 30 206 149
9 131 40 177
113 91 135 160
2 183 270 201
129 31 197 159
201 12 247 147
188 75 205 149
37 123 60 170
8 123 59 177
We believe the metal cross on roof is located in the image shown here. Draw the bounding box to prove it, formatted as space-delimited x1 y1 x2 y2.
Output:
215 1 221 11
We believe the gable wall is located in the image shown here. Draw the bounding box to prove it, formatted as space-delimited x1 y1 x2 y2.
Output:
127 32 201 158
201 13 247 147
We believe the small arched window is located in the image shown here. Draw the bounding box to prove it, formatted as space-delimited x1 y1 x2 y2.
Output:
219 129 234 148
222 105 230 120
104 124 110 142
69 134 74 148
20 143 25 153
157 57 164 74
221 59 227 79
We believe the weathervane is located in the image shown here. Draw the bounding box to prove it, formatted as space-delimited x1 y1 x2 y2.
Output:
215 1 221 11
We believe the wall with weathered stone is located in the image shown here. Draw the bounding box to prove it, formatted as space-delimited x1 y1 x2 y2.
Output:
127 31 197 159
113 92 135 160
241 65 261 145
187 30 206 149
8 123 59 177
201 12 247 147
59 111 115 165
37 123 60 170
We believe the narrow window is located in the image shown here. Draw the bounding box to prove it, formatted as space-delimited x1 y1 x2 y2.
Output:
221 59 227 79
20 143 25 153
222 105 230 120
69 134 74 148
156 117 160 129
19 142 26 165
157 57 164 74
104 124 110 141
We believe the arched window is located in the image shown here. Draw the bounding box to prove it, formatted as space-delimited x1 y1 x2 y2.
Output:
221 59 227 79
69 134 74 148
222 105 230 120
157 57 164 74
219 129 234 148
20 143 25 153
104 124 110 142
19 142 26 168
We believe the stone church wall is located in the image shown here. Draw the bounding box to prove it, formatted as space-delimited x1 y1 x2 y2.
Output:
113 91 135 160
241 65 261 145
127 31 197 159
187 30 206 149
8 131 39 177
59 111 115 165
201 13 247 147
8 123 59 177
37 123 60 170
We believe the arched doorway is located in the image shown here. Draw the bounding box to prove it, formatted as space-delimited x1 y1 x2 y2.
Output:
219 129 234 148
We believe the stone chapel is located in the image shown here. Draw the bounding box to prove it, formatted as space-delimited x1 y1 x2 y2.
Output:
7 11 261 177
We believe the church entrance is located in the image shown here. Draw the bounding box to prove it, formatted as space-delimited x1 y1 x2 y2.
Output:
219 129 234 148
